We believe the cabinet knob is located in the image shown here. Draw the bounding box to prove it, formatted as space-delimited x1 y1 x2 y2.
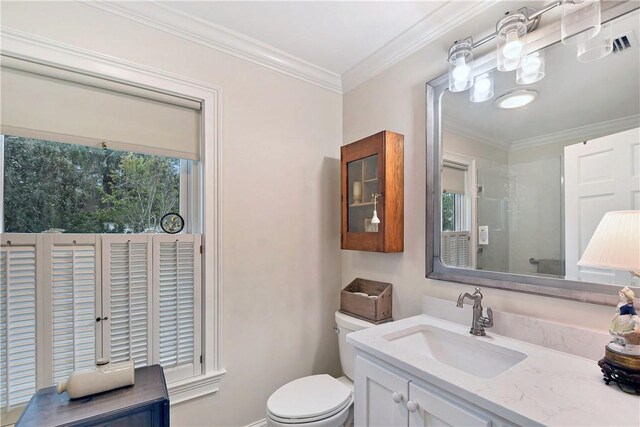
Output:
391 392 403 403
407 400 418 413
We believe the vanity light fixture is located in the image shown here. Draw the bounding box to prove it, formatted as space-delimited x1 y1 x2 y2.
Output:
470 72 494 103
516 50 546 84
496 12 528 71
495 89 538 109
445 1 604 94
447 38 474 92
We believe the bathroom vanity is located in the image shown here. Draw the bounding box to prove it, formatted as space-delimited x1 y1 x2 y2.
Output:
348 310 640 426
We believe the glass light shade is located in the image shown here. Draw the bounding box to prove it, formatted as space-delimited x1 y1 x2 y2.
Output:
516 50 546 84
577 22 612 62
496 13 527 72
470 72 494 103
561 0 601 45
448 38 474 92
578 210 640 272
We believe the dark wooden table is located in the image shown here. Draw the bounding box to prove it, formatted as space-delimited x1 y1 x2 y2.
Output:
16 365 170 427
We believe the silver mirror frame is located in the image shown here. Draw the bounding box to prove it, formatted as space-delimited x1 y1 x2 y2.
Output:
426 2 640 306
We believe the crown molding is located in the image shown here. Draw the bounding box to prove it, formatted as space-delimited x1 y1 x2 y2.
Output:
82 1 499 95
509 115 640 151
443 115 640 153
442 119 510 151
82 1 342 94
342 0 499 93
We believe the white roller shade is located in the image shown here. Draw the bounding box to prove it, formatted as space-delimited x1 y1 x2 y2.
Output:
442 163 467 195
0 58 201 160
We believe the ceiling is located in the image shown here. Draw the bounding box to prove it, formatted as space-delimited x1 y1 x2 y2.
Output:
442 9 640 150
161 1 441 75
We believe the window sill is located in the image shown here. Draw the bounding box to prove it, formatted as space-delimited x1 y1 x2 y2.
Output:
168 369 227 405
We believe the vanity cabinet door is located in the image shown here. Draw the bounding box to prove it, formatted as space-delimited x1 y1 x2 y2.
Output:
355 355 409 427
408 382 491 427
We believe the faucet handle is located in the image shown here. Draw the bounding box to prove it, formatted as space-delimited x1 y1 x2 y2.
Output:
473 287 483 298
480 307 494 328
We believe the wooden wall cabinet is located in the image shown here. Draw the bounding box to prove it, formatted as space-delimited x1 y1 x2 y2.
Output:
341 130 404 252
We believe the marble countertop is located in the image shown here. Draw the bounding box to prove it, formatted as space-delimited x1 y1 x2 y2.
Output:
347 314 640 426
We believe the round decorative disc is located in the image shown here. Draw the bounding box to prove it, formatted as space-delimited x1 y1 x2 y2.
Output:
160 213 184 234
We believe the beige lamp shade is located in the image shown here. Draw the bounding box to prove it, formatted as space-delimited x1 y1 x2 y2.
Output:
578 210 640 272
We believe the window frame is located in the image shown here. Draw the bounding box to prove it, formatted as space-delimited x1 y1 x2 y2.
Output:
1 28 225 407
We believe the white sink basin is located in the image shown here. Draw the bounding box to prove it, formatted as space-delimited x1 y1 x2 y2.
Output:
382 324 527 378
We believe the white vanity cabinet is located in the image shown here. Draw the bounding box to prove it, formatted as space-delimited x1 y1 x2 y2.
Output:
355 354 505 427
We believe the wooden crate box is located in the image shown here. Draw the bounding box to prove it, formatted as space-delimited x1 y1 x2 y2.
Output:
340 278 392 324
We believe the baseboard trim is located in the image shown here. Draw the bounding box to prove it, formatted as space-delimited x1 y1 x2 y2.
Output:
245 419 267 427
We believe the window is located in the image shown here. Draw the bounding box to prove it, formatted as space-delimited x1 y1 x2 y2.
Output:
441 161 471 268
0 46 222 425
3 136 183 234
1 139 201 422
442 192 467 232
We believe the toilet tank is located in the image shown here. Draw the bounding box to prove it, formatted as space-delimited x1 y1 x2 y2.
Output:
335 311 374 380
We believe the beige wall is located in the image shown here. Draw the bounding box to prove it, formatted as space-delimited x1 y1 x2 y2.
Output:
2 2 619 426
1 2 343 426
342 3 612 329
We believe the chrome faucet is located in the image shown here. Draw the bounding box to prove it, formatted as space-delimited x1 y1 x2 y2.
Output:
456 287 493 336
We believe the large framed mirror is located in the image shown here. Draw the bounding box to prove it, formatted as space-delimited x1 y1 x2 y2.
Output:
426 2 640 305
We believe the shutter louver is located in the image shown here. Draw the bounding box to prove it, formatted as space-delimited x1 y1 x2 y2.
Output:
442 231 470 268
158 240 195 368
51 247 96 384
105 237 151 368
0 246 37 410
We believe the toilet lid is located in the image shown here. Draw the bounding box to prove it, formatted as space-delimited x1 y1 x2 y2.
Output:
267 375 352 422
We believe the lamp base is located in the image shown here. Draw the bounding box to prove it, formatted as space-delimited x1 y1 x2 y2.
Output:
598 347 640 394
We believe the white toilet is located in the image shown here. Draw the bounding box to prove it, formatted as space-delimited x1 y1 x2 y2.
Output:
266 311 374 427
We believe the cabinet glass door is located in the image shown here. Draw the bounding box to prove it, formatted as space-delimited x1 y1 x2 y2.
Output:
347 154 379 233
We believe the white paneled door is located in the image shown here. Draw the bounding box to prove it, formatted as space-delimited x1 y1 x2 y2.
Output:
565 127 640 285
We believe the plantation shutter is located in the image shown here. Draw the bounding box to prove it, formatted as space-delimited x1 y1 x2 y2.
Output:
48 236 99 384
102 235 152 368
0 244 37 410
153 235 201 383
442 231 470 268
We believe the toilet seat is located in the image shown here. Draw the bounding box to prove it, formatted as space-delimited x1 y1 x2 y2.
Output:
266 375 352 424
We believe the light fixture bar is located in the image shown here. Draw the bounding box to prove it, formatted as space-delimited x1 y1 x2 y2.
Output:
470 0 564 50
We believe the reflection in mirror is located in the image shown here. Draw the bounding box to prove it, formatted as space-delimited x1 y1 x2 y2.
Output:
440 9 640 288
